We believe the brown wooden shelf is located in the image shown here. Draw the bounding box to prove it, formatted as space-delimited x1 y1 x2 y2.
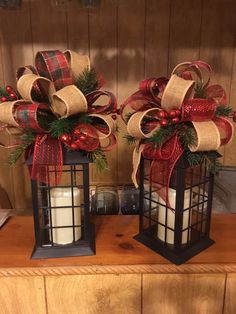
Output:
0 214 236 276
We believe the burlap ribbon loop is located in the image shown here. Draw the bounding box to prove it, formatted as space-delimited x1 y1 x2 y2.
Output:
0 100 28 127
64 50 90 81
161 74 195 110
52 85 87 118
17 74 56 103
127 108 160 139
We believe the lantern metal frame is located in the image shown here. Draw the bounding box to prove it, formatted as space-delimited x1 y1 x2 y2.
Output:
27 150 95 259
134 154 215 265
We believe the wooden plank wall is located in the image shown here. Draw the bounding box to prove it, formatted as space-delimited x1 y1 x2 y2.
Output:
0 0 236 211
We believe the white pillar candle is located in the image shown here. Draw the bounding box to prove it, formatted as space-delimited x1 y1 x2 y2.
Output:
50 187 81 245
157 188 191 244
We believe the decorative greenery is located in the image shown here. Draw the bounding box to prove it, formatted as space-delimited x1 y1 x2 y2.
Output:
147 124 175 147
88 149 108 171
216 105 233 117
194 83 206 99
123 134 136 145
8 132 35 165
74 67 100 95
0 87 9 98
50 116 79 138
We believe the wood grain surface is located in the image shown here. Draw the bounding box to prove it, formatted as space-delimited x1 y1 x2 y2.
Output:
0 214 235 272
143 274 225 314
46 274 141 314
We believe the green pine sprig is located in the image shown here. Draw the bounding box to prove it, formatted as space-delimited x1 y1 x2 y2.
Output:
147 124 175 147
74 67 100 95
0 87 9 98
88 149 108 171
8 132 35 165
177 124 197 149
203 150 222 173
215 105 233 117
123 134 136 145
50 116 79 138
194 83 207 98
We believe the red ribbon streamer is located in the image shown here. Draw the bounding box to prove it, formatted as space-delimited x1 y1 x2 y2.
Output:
31 135 63 185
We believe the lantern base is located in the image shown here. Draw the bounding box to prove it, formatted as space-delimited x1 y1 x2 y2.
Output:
134 231 215 265
31 223 95 259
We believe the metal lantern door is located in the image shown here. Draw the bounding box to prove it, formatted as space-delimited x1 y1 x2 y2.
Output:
134 154 215 265
27 150 95 259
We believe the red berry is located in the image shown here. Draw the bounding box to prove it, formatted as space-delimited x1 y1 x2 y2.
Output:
111 114 117 120
60 133 71 144
172 117 180 124
69 142 80 150
168 110 177 118
175 109 181 117
160 119 168 127
158 110 167 119
9 93 16 100
1 96 7 102
5 85 12 93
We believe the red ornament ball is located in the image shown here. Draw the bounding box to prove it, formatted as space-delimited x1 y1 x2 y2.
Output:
111 114 117 120
60 133 71 144
9 93 16 100
5 85 12 93
171 117 180 124
1 96 7 102
158 110 167 119
175 109 181 117
69 142 80 150
168 110 177 118
233 111 236 122
160 119 168 127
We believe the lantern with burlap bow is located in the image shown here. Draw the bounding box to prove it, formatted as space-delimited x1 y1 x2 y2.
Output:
0 49 118 258
122 61 235 265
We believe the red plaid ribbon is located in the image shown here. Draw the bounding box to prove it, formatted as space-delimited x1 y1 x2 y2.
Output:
15 103 50 133
35 50 72 90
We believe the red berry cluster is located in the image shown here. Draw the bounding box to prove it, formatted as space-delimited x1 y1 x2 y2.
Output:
158 108 181 127
0 86 18 103
233 111 236 123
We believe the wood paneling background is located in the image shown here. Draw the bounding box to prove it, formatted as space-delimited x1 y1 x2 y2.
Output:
0 0 236 211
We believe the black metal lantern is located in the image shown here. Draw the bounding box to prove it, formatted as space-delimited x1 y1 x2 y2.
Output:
134 153 215 265
27 150 95 259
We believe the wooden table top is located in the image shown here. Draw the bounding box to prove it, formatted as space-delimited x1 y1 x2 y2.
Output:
0 214 236 276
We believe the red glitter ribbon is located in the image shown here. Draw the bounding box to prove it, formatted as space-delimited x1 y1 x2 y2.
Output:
143 135 184 208
31 135 63 185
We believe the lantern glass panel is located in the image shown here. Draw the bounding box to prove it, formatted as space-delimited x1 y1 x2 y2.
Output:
28 151 95 259
135 154 215 264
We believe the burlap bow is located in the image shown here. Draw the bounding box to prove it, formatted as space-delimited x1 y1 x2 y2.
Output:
0 50 117 184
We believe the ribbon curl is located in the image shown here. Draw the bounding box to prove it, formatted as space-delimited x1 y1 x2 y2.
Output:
0 50 117 184
122 61 234 208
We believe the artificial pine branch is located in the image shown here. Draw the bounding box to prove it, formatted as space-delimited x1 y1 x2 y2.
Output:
215 106 233 117
147 124 175 147
123 134 136 145
203 151 222 173
88 149 108 171
8 132 35 165
177 124 197 149
74 67 99 95
0 87 8 98
194 83 207 98
50 116 79 138
186 149 204 167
